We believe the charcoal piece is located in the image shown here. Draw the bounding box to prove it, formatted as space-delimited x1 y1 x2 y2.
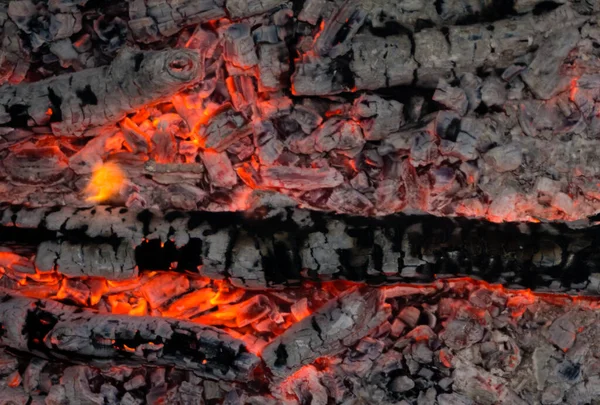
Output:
200 150 238 188
35 240 137 280
313 0 367 58
262 286 391 378
128 0 227 41
2 146 69 185
0 290 260 381
0 48 201 135
481 77 507 108
259 166 344 190
521 28 580 100
433 80 469 116
352 95 404 141
222 23 259 69
197 104 252 151
226 0 288 19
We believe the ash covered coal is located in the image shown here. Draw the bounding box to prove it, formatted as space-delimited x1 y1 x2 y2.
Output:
0 279 599 404
0 1 599 222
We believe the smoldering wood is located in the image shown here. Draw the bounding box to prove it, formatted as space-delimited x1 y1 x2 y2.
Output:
3 206 600 294
292 6 589 95
262 286 391 378
0 4 598 223
0 48 201 136
34 240 137 280
0 290 260 382
4 278 600 404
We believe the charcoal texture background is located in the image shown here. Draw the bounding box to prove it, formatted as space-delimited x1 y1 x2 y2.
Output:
0 1 599 222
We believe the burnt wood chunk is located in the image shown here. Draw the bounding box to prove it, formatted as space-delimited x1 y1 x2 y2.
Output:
0 48 201 135
259 166 344 190
35 240 137 280
0 290 260 381
262 286 391 378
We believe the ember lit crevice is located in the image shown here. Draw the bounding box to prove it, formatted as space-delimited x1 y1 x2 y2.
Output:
0 2 599 222
1 1 600 404
3 205 600 293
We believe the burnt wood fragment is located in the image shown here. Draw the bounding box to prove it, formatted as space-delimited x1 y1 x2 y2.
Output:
2 206 600 293
262 286 391 378
0 290 260 381
0 48 201 136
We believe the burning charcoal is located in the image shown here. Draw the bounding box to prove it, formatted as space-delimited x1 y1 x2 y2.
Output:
2 145 69 184
262 287 391 378
200 150 238 188
60 366 104 404
441 320 484 350
521 29 579 100
140 273 190 309
121 118 151 154
399 306 420 328
151 129 177 164
124 375 146 391
327 186 373 215
0 292 260 381
257 43 290 91
226 76 257 112
259 166 344 190
23 358 47 393
256 138 284 166
291 104 323 134
433 80 469 116
352 95 404 141
198 104 253 151
0 48 201 135
314 1 367 58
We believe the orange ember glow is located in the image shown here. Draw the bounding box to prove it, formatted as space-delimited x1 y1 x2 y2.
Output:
84 162 126 203
325 109 343 117
570 77 579 101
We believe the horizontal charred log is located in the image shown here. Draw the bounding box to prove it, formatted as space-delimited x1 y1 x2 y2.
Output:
2 278 600 404
3 205 600 293
0 289 259 381
0 48 201 136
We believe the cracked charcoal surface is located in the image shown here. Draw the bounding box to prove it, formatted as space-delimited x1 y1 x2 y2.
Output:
0 2 598 222
0 289 260 382
3 205 600 293
3 1 600 405
1 279 600 403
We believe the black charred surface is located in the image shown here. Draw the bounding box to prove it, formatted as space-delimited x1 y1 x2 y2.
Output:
2 206 600 293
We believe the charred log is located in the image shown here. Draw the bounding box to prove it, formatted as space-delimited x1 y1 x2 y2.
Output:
262 286 391 379
0 289 260 381
0 48 201 136
3 206 600 293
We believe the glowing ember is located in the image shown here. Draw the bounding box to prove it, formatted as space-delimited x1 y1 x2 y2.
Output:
84 162 126 203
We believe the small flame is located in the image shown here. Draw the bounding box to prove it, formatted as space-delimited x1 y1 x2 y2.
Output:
84 162 126 203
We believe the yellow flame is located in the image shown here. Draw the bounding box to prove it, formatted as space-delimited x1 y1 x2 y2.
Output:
85 162 126 203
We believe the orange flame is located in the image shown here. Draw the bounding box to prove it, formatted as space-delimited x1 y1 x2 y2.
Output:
84 162 126 203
